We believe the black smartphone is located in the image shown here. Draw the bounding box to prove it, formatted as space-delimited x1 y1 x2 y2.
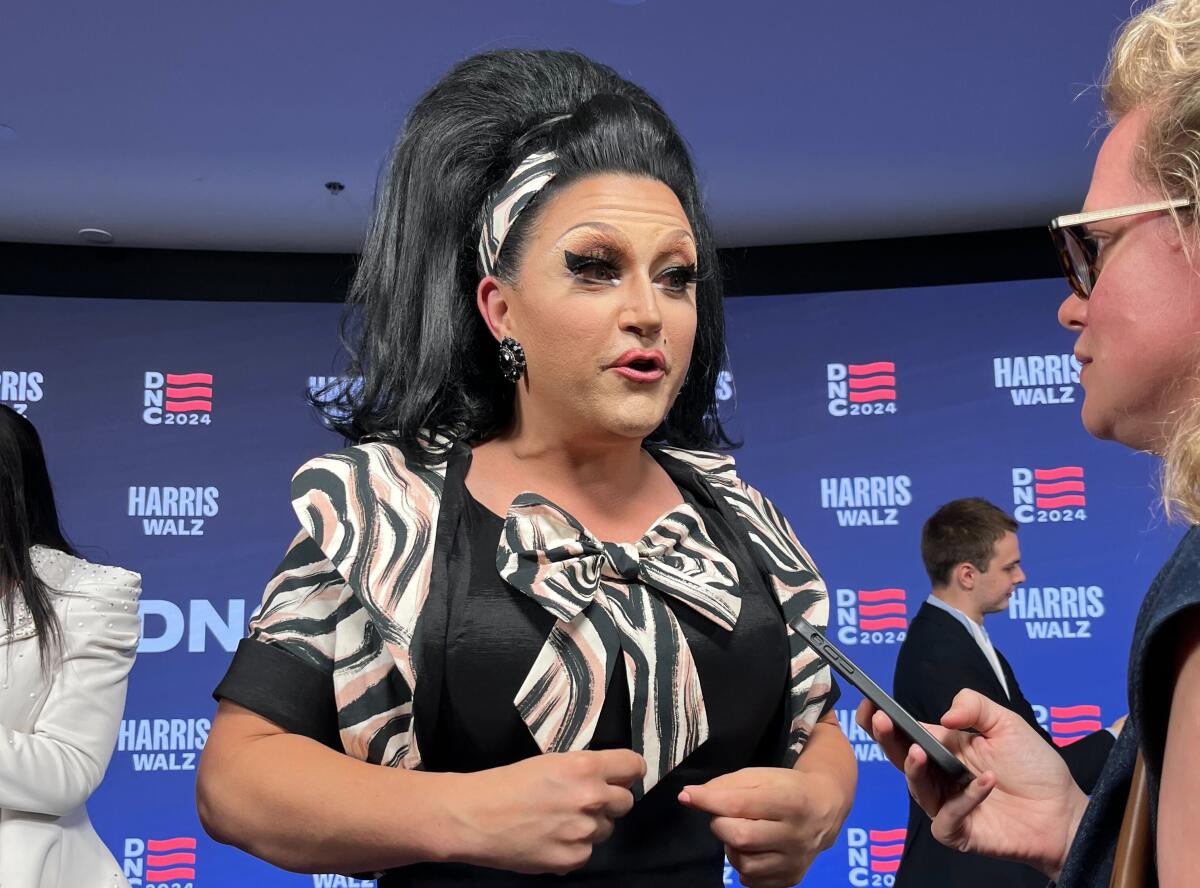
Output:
791 614 975 787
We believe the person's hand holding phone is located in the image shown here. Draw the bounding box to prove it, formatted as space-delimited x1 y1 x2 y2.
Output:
856 689 1088 881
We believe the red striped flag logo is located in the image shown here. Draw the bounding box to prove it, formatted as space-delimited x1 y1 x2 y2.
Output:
847 825 906 880
1012 466 1088 524
847 362 897 403
1048 704 1103 747
869 828 906 873
147 836 197 881
1032 466 1086 509
857 588 908 631
123 836 198 883
164 373 213 413
143 371 214 426
827 362 899 417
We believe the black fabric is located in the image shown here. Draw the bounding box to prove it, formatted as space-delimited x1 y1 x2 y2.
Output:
213 637 342 750
892 602 1115 888
652 446 840 725
406 486 790 886
1059 525 1200 887
409 442 472 765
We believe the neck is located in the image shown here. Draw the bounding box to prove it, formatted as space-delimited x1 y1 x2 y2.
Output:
487 411 655 508
931 588 984 625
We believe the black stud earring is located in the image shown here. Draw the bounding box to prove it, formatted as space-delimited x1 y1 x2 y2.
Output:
498 336 527 382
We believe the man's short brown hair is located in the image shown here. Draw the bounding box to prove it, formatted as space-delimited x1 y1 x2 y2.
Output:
920 498 1018 587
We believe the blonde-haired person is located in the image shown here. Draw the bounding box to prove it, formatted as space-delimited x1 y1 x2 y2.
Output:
859 2 1200 885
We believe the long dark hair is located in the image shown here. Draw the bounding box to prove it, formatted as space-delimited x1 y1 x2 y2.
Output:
0 405 74 661
317 49 731 461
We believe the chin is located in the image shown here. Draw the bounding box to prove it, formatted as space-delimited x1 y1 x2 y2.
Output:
1079 399 1116 443
604 407 670 440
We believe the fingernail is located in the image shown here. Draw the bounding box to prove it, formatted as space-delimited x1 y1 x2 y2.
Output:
678 791 691 804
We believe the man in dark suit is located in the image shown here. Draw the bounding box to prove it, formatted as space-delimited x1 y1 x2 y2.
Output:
891 498 1120 887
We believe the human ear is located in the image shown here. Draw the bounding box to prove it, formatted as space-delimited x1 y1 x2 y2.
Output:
477 275 514 340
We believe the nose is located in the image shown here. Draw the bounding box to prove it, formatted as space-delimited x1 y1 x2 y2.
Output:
1058 290 1087 332
619 275 663 341
1014 567 1026 586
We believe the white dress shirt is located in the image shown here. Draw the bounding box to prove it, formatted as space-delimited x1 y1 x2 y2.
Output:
926 594 1010 699
0 546 141 888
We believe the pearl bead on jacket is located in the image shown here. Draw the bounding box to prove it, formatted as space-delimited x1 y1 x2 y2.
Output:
1 547 140 888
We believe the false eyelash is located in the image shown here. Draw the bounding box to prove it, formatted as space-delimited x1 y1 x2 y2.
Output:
662 263 701 284
564 249 704 286
564 248 618 271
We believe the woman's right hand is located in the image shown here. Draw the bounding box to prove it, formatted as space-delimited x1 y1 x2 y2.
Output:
446 748 645 874
856 690 1088 880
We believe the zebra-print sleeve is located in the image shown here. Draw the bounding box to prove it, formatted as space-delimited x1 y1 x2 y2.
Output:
212 529 354 746
249 529 357 673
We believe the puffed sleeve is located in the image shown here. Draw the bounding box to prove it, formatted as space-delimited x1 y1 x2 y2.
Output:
0 565 140 815
213 530 350 750
731 477 838 760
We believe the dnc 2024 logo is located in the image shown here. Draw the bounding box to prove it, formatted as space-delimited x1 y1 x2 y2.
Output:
846 826 905 886
143 372 213 426
1011 466 1086 524
833 587 908 646
827 362 897 417
122 837 196 887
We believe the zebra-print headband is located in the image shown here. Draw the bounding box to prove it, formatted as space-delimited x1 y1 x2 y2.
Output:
478 150 560 277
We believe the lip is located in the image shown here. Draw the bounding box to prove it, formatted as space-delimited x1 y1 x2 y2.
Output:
607 349 667 383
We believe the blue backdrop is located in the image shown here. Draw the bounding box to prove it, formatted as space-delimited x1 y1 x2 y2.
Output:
1 280 1180 887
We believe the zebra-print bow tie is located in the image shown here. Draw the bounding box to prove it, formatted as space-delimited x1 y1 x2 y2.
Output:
497 493 743 798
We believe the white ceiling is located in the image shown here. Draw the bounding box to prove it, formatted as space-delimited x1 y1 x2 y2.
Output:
0 0 1132 253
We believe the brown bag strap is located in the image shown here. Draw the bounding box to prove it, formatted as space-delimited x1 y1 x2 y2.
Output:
1110 751 1153 888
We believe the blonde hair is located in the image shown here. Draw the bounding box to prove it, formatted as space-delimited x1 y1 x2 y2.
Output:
1104 0 1200 522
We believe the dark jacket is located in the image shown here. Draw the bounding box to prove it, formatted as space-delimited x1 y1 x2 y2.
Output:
1058 525 1200 887
892 601 1115 888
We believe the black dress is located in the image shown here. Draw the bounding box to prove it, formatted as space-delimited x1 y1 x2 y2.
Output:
216 479 835 886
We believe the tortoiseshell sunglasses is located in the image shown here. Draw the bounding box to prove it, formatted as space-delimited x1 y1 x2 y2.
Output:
1049 197 1191 299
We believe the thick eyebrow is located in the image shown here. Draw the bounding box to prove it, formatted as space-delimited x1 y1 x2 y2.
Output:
657 232 699 261
556 220 696 249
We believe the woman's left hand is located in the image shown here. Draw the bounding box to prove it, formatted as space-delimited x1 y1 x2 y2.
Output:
679 766 847 888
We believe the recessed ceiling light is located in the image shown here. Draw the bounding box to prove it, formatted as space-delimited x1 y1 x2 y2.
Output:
78 228 114 244
0 125 16 143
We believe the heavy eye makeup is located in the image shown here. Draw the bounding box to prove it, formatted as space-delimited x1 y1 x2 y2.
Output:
562 242 699 294
564 246 622 286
